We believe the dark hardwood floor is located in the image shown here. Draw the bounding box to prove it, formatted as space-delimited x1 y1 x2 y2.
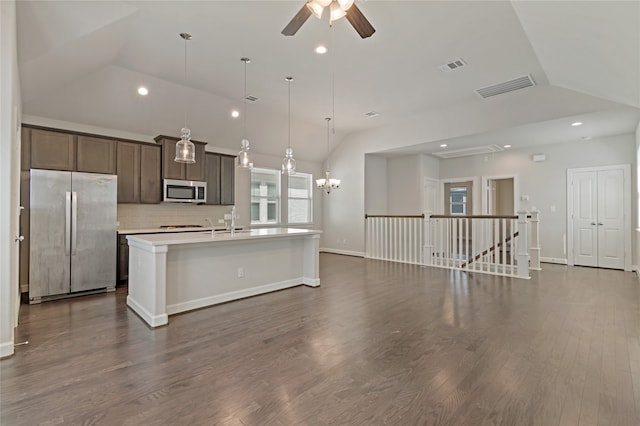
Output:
2 254 639 425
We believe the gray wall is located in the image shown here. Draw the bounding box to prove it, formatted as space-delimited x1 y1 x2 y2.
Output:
439 134 637 261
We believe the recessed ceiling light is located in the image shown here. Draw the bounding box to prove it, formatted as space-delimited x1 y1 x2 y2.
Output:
440 144 448 148
231 110 240 118
137 86 149 96
503 144 511 148
571 121 583 127
315 45 328 54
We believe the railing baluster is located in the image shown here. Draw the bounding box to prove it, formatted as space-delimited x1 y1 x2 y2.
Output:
364 213 534 278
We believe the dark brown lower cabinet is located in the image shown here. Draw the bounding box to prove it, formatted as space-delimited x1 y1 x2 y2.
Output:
117 235 129 283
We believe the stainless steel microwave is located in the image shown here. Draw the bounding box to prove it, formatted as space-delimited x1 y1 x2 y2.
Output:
163 179 207 204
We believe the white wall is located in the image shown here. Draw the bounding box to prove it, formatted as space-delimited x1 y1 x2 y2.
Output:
439 134 637 261
387 156 422 215
0 0 21 358
364 154 387 215
636 119 640 274
323 85 614 255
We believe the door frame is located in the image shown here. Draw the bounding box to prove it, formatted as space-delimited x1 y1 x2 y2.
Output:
566 164 631 271
481 174 519 215
439 176 481 215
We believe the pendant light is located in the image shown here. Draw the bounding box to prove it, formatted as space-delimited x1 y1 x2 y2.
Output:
237 57 253 169
316 117 340 193
174 32 196 164
282 76 296 175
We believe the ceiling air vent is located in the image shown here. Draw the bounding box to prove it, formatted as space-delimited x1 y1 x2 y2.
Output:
244 95 260 102
364 111 380 117
432 144 504 159
439 58 467 72
475 75 535 99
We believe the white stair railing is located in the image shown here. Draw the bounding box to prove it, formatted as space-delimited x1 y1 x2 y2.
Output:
365 215 424 265
365 211 540 279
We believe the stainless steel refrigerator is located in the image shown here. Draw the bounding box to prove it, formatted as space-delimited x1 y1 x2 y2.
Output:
29 169 117 302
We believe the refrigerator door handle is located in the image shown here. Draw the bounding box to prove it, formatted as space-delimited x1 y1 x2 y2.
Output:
65 191 71 255
71 192 78 255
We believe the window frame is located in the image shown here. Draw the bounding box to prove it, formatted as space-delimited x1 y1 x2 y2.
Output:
287 172 313 225
250 167 281 225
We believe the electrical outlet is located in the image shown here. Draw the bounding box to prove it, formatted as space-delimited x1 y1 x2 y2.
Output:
237 267 244 278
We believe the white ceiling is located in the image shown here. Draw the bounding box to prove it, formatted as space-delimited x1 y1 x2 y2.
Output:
16 1 640 162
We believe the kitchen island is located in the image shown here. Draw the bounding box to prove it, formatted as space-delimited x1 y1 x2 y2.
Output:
126 228 321 327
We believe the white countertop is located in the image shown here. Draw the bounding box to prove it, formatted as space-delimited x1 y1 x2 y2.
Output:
118 226 226 235
126 227 322 246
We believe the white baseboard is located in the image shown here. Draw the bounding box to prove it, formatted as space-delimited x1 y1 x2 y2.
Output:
0 341 14 358
540 257 568 265
633 265 639 279
127 296 168 328
320 248 365 257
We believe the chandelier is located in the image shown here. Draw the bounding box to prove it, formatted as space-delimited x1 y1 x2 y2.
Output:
316 117 340 193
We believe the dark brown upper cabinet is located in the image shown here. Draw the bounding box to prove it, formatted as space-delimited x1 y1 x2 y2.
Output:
205 153 221 205
140 144 162 204
76 135 116 174
116 141 161 204
220 155 235 205
116 142 141 203
205 152 235 205
155 135 207 181
29 128 75 171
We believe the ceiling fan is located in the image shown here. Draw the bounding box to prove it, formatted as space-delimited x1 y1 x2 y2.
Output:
282 0 376 39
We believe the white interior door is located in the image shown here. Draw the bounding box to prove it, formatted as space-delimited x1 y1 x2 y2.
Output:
596 169 625 269
572 171 598 267
571 168 625 269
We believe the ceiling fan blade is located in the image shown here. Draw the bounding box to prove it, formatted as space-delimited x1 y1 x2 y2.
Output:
345 3 375 39
282 4 313 36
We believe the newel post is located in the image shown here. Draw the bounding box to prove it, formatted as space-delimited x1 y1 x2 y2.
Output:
516 210 530 279
529 209 541 270
423 212 433 266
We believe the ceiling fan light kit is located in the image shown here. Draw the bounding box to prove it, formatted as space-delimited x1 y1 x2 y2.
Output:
282 0 375 39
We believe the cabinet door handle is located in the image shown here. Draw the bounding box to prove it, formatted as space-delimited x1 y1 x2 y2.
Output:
590 222 596 226
598 222 603 226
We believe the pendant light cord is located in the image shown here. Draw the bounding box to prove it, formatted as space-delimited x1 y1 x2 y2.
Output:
243 58 248 140
288 78 292 150
183 35 188 130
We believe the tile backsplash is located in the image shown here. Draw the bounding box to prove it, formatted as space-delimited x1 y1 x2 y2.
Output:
117 204 233 229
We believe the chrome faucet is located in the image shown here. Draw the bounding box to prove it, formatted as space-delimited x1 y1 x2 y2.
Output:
205 218 215 237
230 206 237 236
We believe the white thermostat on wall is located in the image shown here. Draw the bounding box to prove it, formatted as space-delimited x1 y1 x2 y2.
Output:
532 154 546 162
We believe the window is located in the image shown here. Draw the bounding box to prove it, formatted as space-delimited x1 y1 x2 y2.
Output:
251 168 280 225
288 172 313 224
449 187 467 215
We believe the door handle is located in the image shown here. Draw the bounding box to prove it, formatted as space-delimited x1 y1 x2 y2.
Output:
65 192 71 255
71 192 78 255
15 235 24 243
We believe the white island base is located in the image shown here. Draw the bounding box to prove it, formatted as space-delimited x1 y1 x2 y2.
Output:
126 228 321 327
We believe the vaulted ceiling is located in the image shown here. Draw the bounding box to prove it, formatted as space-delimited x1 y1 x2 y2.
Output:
16 1 640 162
